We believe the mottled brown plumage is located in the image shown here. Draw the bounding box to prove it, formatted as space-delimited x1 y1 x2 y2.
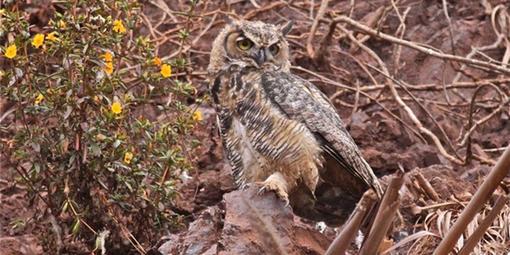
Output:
208 19 382 225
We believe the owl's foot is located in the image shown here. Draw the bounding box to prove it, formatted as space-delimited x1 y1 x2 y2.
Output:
257 172 290 206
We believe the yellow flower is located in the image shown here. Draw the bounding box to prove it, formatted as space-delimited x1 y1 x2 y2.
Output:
46 32 58 42
58 20 66 29
192 110 203 121
104 61 113 75
152 57 162 66
0 9 5 16
160 64 172 78
102 51 113 62
123 152 133 164
35 93 44 105
111 101 122 114
113 19 126 34
32 33 45 48
4 44 17 59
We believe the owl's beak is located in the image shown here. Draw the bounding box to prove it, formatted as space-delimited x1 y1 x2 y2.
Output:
254 48 266 66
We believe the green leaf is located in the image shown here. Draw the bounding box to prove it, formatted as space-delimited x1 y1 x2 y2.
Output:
71 219 81 235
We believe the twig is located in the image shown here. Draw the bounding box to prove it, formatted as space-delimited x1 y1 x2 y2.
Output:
459 85 510 148
383 230 439 254
331 15 510 75
414 172 440 202
358 77 510 92
306 0 329 58
366 64 460 159
49 214 63 253
98 192 146 254
348 0 356 18
449 34 504 103
359 170 404 255
457 195 509 255
441 0 456 55
243 1 287 19
325 189 378 255
0 105 17 124
349 6 386 52
390 3 411 76
433 145 510 255
338 25 464 164
148 0 179 23
249 0 261 8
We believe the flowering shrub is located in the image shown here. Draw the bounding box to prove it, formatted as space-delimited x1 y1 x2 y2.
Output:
0 0 200 252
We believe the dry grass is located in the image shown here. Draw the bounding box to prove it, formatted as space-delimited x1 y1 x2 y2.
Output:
414 200 510 254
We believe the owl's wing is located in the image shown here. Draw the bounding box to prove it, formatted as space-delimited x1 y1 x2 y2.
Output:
261 71 383 196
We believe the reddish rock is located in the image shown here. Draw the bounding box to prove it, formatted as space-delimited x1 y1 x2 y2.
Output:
160 186 332 255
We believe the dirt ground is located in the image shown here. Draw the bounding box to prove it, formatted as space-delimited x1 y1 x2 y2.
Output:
1 0 510 254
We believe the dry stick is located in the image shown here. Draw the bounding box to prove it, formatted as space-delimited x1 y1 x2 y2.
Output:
457 195 509 255
332 16 510 75
348 0 356 18
338 25 464 165
309 0 314 18
359 77 510 92
98 192 146 254
433 145 510 255
149 0 179 23
390 3 411 77
415 172 440 202
325 190 378 255
167 13 218 59
243 1 287 19
351 80 360 116
442 0 456 55
366 64 460 158
306 0 329 58
249 0 261 8
351 6 386 49
459 87 509 147
337 50 379 89
449 35 504 103
440 0 458 105
461 83 506 163
493 5 510 65
359 170 405 255
362 201 400 254
450 36 504 88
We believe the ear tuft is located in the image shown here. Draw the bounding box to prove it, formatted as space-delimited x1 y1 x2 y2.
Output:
225 14 242 27
279 21 294 36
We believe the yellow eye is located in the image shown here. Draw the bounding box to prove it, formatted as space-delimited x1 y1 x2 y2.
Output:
269 44 280 55
236 38 253 51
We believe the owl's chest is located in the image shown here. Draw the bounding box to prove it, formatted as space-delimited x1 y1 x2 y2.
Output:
227 85 322 182
212 68 322 187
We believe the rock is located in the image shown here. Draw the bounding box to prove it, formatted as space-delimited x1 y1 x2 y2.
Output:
159 206 223 255
159 186 332 255
219 186 332 254
0 235 43 255
219 186 295 255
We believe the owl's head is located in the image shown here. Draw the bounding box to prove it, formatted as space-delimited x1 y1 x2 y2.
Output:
208 19 293 75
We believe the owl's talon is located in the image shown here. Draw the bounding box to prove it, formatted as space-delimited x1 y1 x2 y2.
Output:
257 172 290 205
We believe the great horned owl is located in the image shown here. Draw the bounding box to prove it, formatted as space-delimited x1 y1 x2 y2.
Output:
208 19 382 225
